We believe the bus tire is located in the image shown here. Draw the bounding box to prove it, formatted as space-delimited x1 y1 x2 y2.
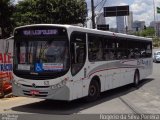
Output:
133 70 140 88
85 79 100 102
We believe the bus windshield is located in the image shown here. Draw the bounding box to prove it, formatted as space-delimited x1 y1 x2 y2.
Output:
13 27 70 79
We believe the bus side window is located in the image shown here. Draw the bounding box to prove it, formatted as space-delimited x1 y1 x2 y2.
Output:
107 38 116 60
146 43 152 57
70 32 86 76
127 40 140 59
102 37 109 60
140 42 152 58
88 35 103 61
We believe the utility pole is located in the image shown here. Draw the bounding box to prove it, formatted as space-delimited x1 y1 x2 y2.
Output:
153 0 157 37
91 0 96 29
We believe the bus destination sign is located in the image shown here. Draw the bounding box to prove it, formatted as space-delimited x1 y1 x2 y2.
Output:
23 29 58 36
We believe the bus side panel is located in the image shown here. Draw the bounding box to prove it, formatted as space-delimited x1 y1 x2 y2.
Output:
82 78 90 97
100 70 107 92
121 68 132 85
121 60 138 85
139 58 153 80
105 71 112 90
70 71 106 100
87 62 108 92
70 79 83 100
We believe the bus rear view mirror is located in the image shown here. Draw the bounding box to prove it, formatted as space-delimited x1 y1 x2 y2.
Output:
5 36 14 55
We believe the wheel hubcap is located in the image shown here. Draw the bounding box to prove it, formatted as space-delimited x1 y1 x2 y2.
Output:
90 85 96 96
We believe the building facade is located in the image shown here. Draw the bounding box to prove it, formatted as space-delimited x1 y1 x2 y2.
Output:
127 12 133 32
116 16 125 33
96 12 106 25
133 21 145 32
150 21 160 36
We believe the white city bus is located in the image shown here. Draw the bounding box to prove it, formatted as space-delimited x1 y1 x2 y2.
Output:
11 24 152 101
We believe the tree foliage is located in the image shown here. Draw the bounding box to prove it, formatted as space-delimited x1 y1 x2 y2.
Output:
13 0 87 27
134 27 155 37
153 37 160 48
0 0 14 38
133 27 160 48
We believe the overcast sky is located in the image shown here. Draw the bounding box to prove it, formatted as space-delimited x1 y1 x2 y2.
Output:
86 0 160 28
14 0 160 27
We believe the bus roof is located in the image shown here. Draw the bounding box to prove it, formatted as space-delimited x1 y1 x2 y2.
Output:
14 24 152 42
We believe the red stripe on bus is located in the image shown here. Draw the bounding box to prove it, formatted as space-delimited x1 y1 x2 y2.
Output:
88 66 143 78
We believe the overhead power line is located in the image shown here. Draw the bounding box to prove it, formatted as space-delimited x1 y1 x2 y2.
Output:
87 0 108 22
96 0 108 25
95 0 106 9
98 0 108 12
86 0 108 29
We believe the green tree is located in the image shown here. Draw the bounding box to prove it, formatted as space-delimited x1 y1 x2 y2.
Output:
134 27 155 37
153 37 160 48
0 0 14 38
133 27 160 48
13 0 87 27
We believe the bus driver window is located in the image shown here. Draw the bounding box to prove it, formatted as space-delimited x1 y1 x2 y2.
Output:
45 41 65 63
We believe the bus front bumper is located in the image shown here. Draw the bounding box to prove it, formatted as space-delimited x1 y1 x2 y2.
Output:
12 82 70 101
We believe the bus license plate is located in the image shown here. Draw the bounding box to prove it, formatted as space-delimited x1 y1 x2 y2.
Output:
30 90 39 95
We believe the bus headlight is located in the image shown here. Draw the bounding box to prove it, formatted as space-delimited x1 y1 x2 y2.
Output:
51 80 67 89
12 79 20 86
12 79 17 85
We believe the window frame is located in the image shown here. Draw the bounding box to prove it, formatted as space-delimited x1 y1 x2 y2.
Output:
70 31 87 76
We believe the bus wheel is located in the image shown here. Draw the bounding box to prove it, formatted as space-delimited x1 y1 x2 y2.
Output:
133 71 140 87
86 80 100 102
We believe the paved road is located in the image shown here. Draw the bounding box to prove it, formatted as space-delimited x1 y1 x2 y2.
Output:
0 49 160 119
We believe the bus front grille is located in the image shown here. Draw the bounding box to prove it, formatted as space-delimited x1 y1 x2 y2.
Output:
21 84 50 88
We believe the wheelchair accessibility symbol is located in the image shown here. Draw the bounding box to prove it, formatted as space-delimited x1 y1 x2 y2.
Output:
35 63 43 72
